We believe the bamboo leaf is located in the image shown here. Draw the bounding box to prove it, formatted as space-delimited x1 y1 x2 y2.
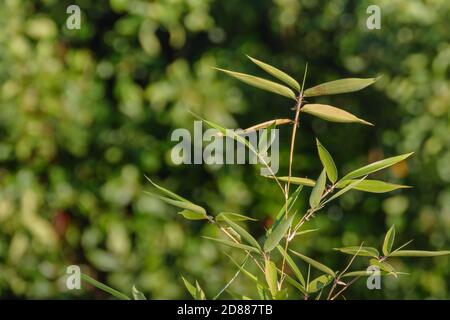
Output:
264 214 295 252
336 179 411 193
214 67 297 100
276 245 305 286
383 225 396 256
341 270 406 278
178 210 209 220
265 176 315 187
316 139 338 183
216 212 257 222
202 236 260 254
307 274 334 293
309 169 326 208
145 192 206 215
334 246 380 258
247 55 301 91
289 250 335 277
144 176 189 202
340 152 414 181
181 276 198 299
222 216 261 251
389 250 450 257
195 281 206 300
241 119 293 134
304 77 379 97
132 285 146 300
370 259 397 277
264 260 278 298
81 273 131 300
278 270 307 294
301 104 373 126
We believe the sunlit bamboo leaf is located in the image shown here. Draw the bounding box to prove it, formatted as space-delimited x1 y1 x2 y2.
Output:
247 55 301 91
264 214 295 252
301 104 373 126
336 179 411 193
178 210 209 220
334 246 380 258
307 274 334 293
264 260 278 298
222 216 261 251
304 77 379 97
340 152 414 181
370 259 397 277
181 276 197 299
214 67 297 100
195 281 206 300
316 139 338 183
132 285 146 300
216 212 257 222
389 250 450 257
289 250 335 277
145 192 207 215
309 169 326 208
383 225 396 256
265 176 315 187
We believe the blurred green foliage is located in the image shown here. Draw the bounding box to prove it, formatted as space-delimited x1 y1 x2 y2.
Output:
0 0 449 299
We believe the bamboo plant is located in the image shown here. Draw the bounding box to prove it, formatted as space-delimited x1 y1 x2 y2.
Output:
82 57 450 300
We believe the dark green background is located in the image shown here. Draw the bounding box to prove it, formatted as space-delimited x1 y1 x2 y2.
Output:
0 0 449 299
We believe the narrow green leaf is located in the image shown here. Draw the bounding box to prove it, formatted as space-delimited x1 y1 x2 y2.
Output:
81 273 131 300
202 236 260 254
309 169 326 208
304 77 379 97
247 55 300 91
341 270 406 278
383 225 396 256
222 216 261 251
144 176 189 202
389 250 450 257
178 210 209 220
195 281 206 300
289 250 335 277
370 259 397 277
264 260 278 298
336 179 411 193
276 245 305 286
264 214 295 252
265 176 315 187
240 118 293 134
214 67 296 100
340 152 414 181
216 212 257 222
316 139 338 183
145 192 206 215
132 285 146 300
334 246 380 258
181 276 197 299
307 274 334 293
301 104 373 126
